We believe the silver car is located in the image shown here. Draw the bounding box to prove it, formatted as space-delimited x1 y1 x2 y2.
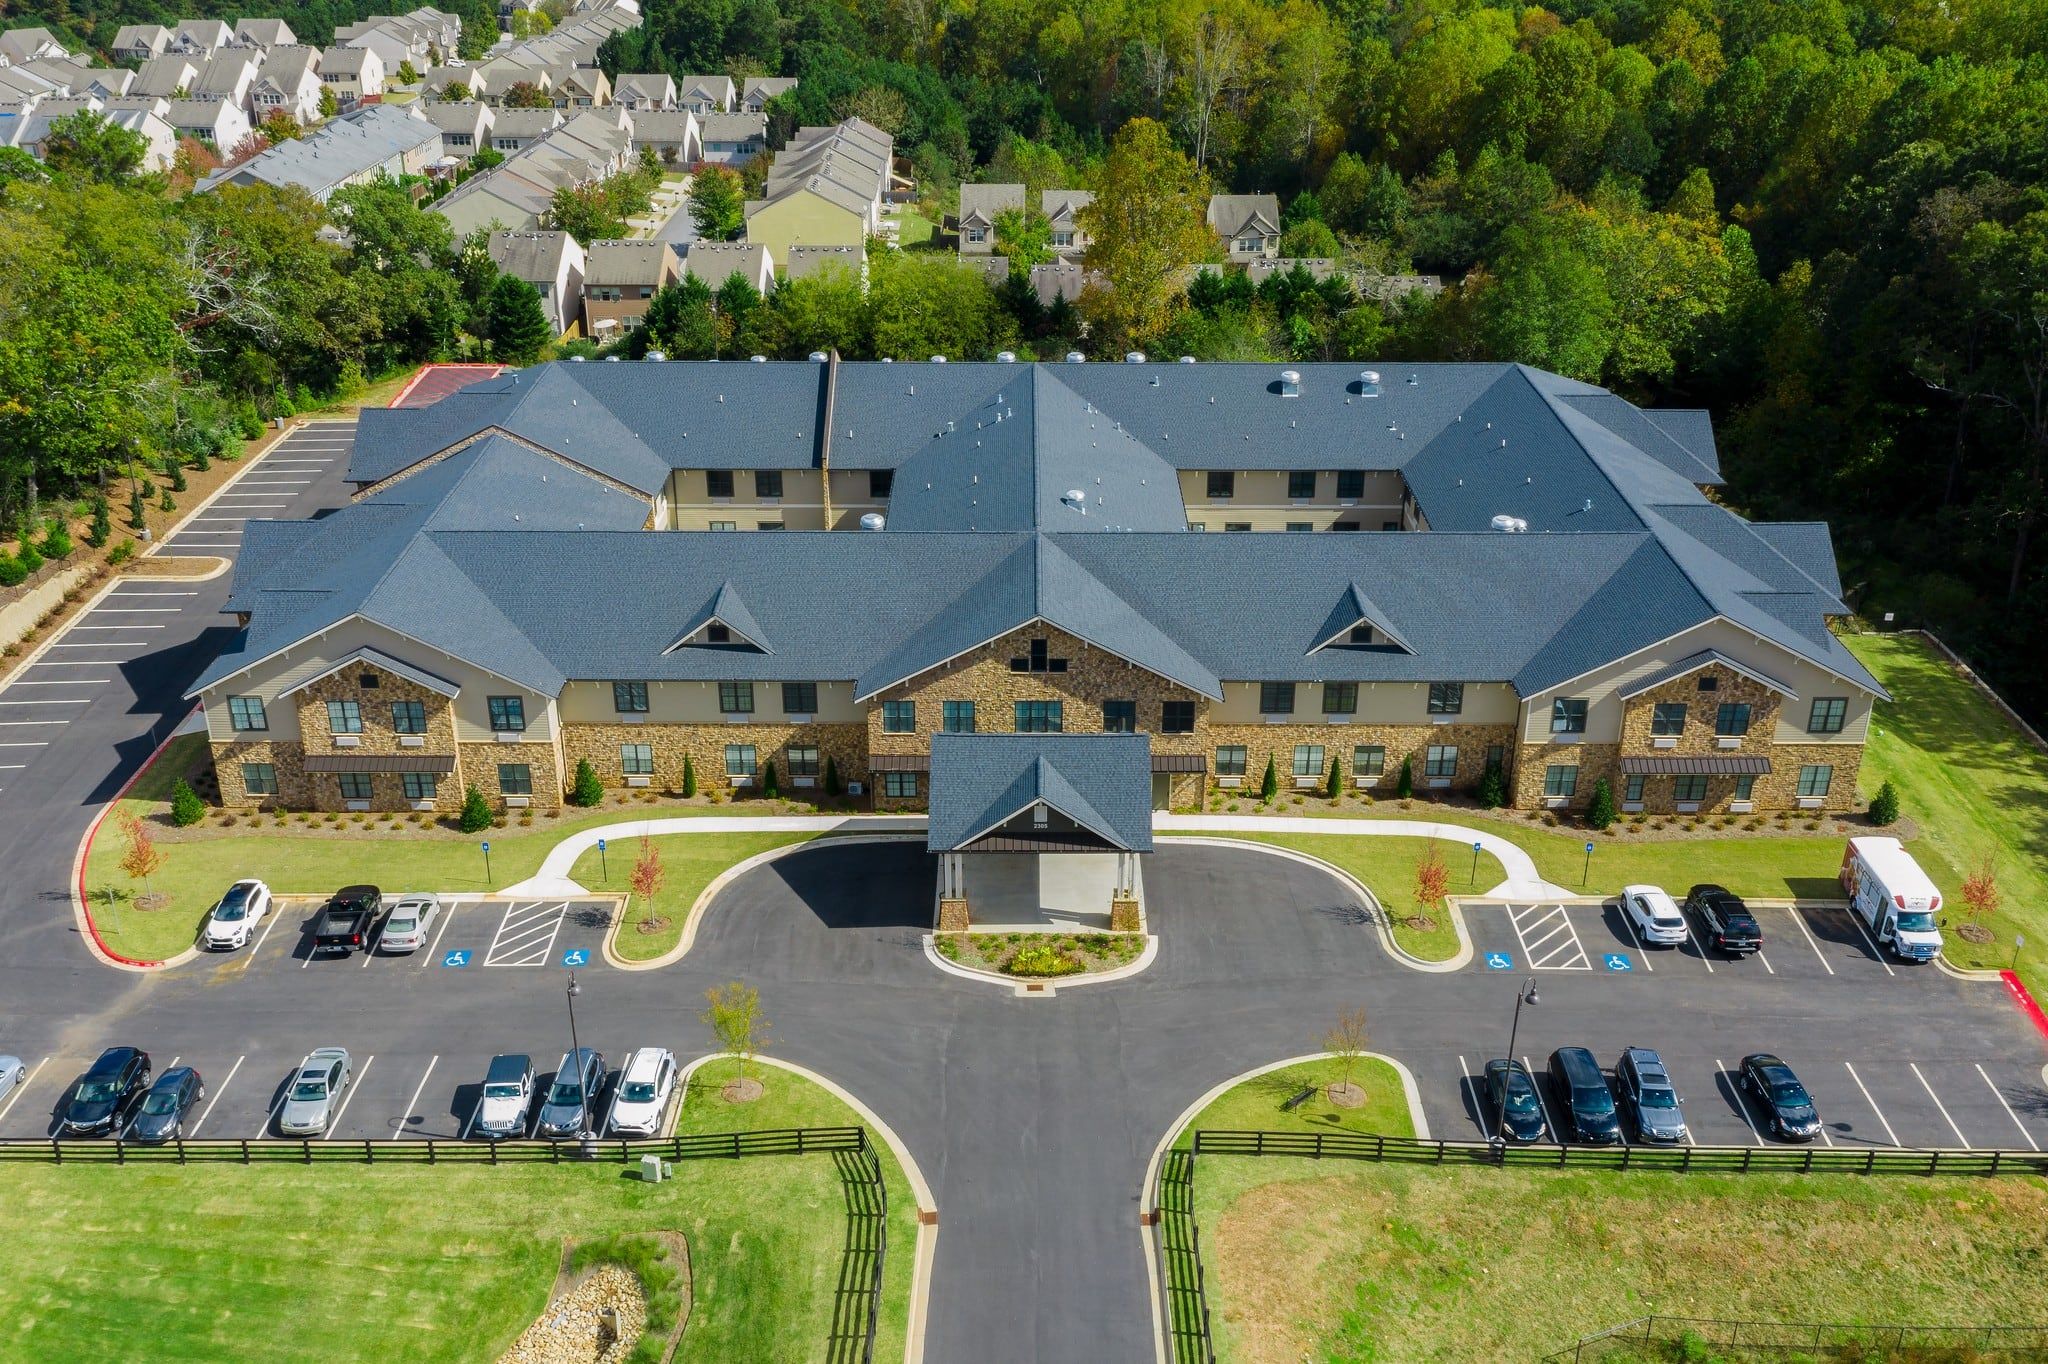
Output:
277 1048 352 1136
1616 1046 1688 1143
0 1054 25 1106
377 894 441 954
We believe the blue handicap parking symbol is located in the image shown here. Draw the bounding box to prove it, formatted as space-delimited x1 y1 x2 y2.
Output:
561 948 590 968
441 949 471 968
1604 952 1633 972
1484 951 1514 970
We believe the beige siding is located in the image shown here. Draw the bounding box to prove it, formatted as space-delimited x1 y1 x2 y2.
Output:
556 678 862 724
1178 469 1405 532
667 468 824 530
1208 680 1518 726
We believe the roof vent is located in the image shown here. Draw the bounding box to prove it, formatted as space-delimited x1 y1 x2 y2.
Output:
808 350 828 361
996 350 1016 362
568 354 587 362
644 350 666 362
930 354 947 363
1124 351 1146 364
749 354 767 363
1582 498 1594 513
1278 369 1300 397
1063 488 1086 504
1065 351 1085 363
1358 369 1381 397
1179 355 1196 364
1149 374 1160 387
881 357 893 363
604 355 621 362
859 512 886 531
1490 514 1529 533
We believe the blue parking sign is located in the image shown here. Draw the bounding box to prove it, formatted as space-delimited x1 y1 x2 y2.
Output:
442 948 472 968
1484 951 1514 970
561 948 590 968
1604 952 1633 972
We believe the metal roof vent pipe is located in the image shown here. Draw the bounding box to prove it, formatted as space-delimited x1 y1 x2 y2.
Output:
996 350 1017 362
749 354 767 362
808 350 828 361
1124 351 1146 364
644 350 667 362
1278 369 1301 397
568 354 587 362
930 354 947 363
860 512 886 531
1065 351 1086 363
1359 369 1381 397
1490 514 1529 532
1179 355 1196 364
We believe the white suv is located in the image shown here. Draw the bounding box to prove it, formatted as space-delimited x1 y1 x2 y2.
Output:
606 1047 677 1136
1621 884 1688 946
202 879 272 951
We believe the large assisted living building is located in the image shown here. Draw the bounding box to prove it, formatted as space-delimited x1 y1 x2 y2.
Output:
190 358 1881 826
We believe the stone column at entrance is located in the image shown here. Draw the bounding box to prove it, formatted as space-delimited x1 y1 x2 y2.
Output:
1109 850 1141 932
938 850 970 932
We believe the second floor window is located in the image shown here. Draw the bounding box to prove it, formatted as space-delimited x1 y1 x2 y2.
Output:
228 696 267 732
1336 470 1366 499
1161 700 1195 734
782 682 817 715
1428 683 1463 715
1808 697 1847 734
882 700 915 732
718 682 753 714
705 470 734 498
390 700 426 734
326 699 363 734
1715 702 1752 737
487 696 525 732
1550 698 1588 734
1015 700 1063 733
1651 703 1687 736
613 681 648 713
1322 683 1357 715
869 469 894 498
1288 470 1316 499
1103 700 1137 733
1206 471 1235 500
1259 682 1295 715
942 701 975 733
755 470 783 498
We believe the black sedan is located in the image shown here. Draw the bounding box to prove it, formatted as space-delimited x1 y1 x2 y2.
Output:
129 1066 205 1145
61 1047 151 1137
1739 1053 1823 1141
1483 1059 1549 1143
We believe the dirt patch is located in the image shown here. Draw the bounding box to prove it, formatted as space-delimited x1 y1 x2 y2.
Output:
1956 922 1995 944
721 1077 764 1104
932 930 1145 978
1325 1082 1366 1109
634 915 673 936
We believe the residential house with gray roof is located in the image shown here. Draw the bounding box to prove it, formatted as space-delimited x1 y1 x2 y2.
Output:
201 102 440 198
318 44 384 105
168 19 232 55
1208 192 1281 260
488 229 586 333
163 94 250 148
696 109 764 163
613 73 673 109
739 75 796 112
0 27 66 63
422 98 490 156
958 182 1023 253
677 73 733 112
582 238 677 337
111 25 172 63
190 358 1879 856
251 45 323 125
231 18 299 51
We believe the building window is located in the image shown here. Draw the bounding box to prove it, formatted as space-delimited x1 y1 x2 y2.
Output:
787 744 819 777
1550 698 1588 734
757 521 784 531
1697 674 1719 692
718 682 754 714
1715 702 1751 737
228 695 268 732
1623 773 1646 802
782 682 817 715
1332 521 1362 532
326 699 363 734
705 624 731 643
1808 697 1847 734
1353 745 1385 776
1287 522 1313 533
869 469 893 498
242 762 278 796
1734 774 1756 800
705 469 734 498
1349 626 1374 645
941 701 975 733
1206 471 1235 500
1336 470 1365 499
402 772 437 801
1009 637 1067 673
882 771 917 798
1292 744 1324 777
882 700 916 733
337 773 372 801
1651 703 1687 736
1673 774 1709 802
1224 522 1251 533
754 470 783 498
709 521 736 531
487 696 525 732
1544 764 1579 798
1797 764 1833 798
1161 700 1195 734
1052 230 1073 247
390 699 426 734
1425 745 1458 778
498 763 532 795
1215 745 1248 777
1427 682 1463 715
1103 699 1137 733
1259 682 1295 715
1015 700 1063 733
724 744 757 777
1187 522 1205 532
1287 470 1316 499
965 226 986 243
620 743 654 775
1322 682 1357 715
613 681 649 713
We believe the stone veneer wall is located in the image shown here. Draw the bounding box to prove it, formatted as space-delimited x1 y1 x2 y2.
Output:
458 740 565 810
296 666 466 812
211 737 312 809
1205 721 1513 797
1512 742 1622 809
559 721 868 796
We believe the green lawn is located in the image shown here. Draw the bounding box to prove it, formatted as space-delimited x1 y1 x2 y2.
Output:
1175 1057 1412 1150
572 832 819 962
1193 1161 2048 1364
0 1058 916 1364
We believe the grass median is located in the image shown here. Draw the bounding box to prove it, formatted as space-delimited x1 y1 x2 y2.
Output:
573 832 820 963
0 1058 916 1364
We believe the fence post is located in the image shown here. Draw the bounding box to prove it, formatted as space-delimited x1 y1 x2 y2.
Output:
301 1139 312 1164
240 1139 249 1165
176 1136 186 1166
1865 1150 1874 1174
50 1137 60 1164
364 1139 374 1164
1802 1148 1812 1173
427 1139 436 1166
115 1137 125 1166
1929 1149 1940 1176
1990 1150 2001 1175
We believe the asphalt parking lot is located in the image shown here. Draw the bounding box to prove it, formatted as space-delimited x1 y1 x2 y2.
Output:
205 895 622 975
1435 898 2048 1151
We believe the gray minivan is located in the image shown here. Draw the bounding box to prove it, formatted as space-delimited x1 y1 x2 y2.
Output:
1547 1046 1623 1145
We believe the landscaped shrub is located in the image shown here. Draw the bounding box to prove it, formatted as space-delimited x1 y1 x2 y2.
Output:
16 540 41 574
458 784 493 833
681 751 698 798
237 405 264 440
85 495 110 548
1477 757 1507 809
40 519 72 559
1324 755 1343 798
107 541 134 566
127 485 147 530
568 758 603 807
1868 780 1900 827
1585 778 1617 831
1260 753 1278 802
760 758 779 798
568 1234 684 1364
158 490 175 513
1396 755 1415 799
168 778 206 827
823 755 841 797
164 459 187 493
1006 942 1082 977
0 554 23 588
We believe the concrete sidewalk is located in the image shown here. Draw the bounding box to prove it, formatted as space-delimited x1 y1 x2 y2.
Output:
503 814 927 896
1154 813 1573 898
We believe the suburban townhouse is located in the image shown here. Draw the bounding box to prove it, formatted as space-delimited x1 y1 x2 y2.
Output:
613 73 674 110
0 26 67 63
190 359 1880 827
133 55 201 99
744 117 891 261
682 240 773 291
479 104 559 151
433 108 628 235
318 45 384 106
0 93 176 168
696 110 766 163
1208 192 1283 260
958 182 1022 253
162 95 251 148
333 8 459 79
677 74 734 113
739 75 796 113
539 63 609 109
419 63 484 100
582 239 679 337
202 102 441 198
473 56 549 102
1042 188 1093 257
250 45 324 125
784 243 865 283
422 98 491 156
168 19 233 55
230 18 299 51
626 108 696 166
487 230 586 334
111 24 173 63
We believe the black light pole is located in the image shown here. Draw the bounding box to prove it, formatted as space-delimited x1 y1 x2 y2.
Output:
1490 976 1539 1158
565 970 595 1155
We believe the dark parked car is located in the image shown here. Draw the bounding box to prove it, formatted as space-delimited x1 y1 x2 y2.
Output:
61 1047 151 1136
1686 884 1763 955
1483 1059 1548 1143
1739 1053 1823 1142
1614 1047 1688 1144
129 1066 205 1144
1547 1047 1623 1145
535 1048 605 1139
311 885 383 955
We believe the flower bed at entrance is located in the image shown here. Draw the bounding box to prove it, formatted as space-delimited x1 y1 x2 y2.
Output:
934 931 1144 977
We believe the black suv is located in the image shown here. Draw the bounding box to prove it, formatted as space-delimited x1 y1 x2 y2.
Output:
62 1046 152 1136
1686 883 1762 954
1547 1047 1623 1145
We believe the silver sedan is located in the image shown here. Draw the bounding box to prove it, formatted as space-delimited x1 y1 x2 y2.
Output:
277 1048 352 1136
0 1055 25 1105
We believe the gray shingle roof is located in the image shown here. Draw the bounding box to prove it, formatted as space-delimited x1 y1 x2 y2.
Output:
927 733 1153 852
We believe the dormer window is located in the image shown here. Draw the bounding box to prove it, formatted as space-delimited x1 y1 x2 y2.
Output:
706 623 730 644
1349 625 1374 645
1009 638 1067 673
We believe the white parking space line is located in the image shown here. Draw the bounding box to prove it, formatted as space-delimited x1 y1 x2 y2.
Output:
1679 924 1715 972
189 1055 244 1136
1840 908 1897 977
0 699 91 705
241 904 287 967
70 624 165 631
1613 903 1653 972
0 720 67 726
460 1101 478 1140
0 1057 49 1127
1975 1065 2041 1151
1456 1054 1484 1132
265 1071 294 1133
5 679 111 685
1716 1059 1763 1146
396 1057 438 1138
1520 1055 1564 1143
1843 1063 1902 1147
1787 908 1836 975
1752 948 1777 976
0 741 48 748
321 1055 374 1140
1509 903 1591 970
419 900 458 969
88 606 186 612
1911 1063 1971 1148
237 479 313 487
485 900 571 966
105 590 197 596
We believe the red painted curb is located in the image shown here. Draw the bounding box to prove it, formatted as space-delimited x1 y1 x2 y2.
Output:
75 710 196 969
2001 970 2048 1046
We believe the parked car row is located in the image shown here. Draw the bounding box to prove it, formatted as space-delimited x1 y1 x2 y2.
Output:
1619 882 1765 954
199 880 445 957
477 1046 681 1140
1483 1047 1824 1145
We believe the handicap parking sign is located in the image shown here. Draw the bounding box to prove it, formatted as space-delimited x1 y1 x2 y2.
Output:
561 948 590 968
441 949 472 968
1484 951 1514 970
1603 952 1633 972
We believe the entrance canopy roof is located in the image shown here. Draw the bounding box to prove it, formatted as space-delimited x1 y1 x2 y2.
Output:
927 733 1154 854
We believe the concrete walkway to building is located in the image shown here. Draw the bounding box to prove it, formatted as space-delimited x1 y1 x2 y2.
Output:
504 813 927 896
1155 813 1574 898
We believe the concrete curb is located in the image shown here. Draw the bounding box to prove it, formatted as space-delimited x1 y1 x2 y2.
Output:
69 704 204 973
919 932 1160 996
1138 1049 1430 1364
675 1051 935 1364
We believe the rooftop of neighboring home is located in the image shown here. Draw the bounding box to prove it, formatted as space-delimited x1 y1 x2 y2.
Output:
785 243 864 280
1207 192 1281 240
680 240 771 287
959 182 1024 229
232 18 298 48
319 44 379 75
740 75 796 105
698 110 764 143
254 45 322 91
584 238 676 286
200 103 440 198
758 116 891 212
613 73 673 105
677 73 734 107
488 229 581 282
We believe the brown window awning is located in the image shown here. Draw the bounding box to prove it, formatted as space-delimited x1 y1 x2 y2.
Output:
1151 754 1206 773
870 753 930 772
1619 755 1772 776
305 753 457 774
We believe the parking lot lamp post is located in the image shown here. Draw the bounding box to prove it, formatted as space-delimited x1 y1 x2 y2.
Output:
565 971 595 1154
1490 977 1539 1158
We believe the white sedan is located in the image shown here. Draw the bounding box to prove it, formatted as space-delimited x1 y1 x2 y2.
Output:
606 1047 678 1136
201 879 272 951
378 894 442 953
1621 884 1688 946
